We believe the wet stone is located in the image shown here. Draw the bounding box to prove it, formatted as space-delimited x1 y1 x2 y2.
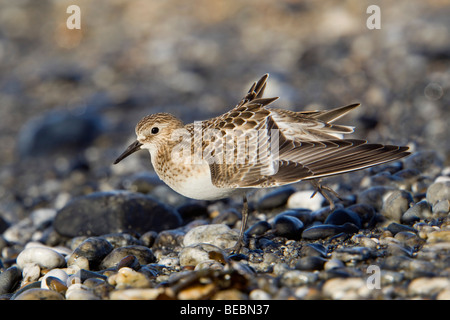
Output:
277 209 313 226
272 215 304 240
301 224 345 240
324 209 361 228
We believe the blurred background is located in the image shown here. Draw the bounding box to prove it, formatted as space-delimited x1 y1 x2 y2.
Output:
0 0 449 223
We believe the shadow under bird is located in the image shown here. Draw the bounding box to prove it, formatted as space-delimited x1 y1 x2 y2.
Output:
114 74 410 253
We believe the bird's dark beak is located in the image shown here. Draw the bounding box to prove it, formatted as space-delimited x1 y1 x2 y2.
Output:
113 140 143 164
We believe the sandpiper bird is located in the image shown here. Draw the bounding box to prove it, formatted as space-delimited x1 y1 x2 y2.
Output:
114 74 410 253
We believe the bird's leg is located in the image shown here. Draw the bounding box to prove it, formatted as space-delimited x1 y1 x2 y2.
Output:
310 179 342 210
231 193 249 254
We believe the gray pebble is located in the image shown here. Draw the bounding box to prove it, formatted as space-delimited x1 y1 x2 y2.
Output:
382 190 414 222
358 186 397 211
404 150 443 177
0 266 21 295
402 200 432 224
426 181 450 206
432 200 449 215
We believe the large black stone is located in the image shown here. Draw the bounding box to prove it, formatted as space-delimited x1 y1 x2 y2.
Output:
54 191 182 237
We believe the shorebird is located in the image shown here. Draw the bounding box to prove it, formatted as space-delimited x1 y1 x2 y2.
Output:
114 74 410 253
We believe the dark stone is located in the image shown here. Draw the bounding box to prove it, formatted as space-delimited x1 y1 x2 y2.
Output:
67 237 114 269
54 191 182 237
0 266 21 295
272 215 304 240
177 202 209 224
277 209 312 226
346 203 379 228
300 243 328 257
212 208 241 226
295 256 327 271
245 221 271 237
100 245 156 269
256 186 296 211
324 208 361 228
302 224 344 240
99 233 142 248
17 110 103 158
386 222 417 235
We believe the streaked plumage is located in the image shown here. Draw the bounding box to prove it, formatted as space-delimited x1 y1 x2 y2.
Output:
114 74 410 252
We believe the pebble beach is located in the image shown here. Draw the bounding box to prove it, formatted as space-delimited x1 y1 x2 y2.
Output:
0 1 449 301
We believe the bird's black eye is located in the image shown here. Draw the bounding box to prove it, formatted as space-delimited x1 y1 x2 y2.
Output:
151 127 159 134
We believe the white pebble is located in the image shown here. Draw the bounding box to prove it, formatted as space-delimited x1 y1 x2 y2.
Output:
65 283 99 300
16 247 65 270
322 278 371 300
22 263 41 283
409 277 450 296
41 269 69 289
287 190 325 211
249 289 271 300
